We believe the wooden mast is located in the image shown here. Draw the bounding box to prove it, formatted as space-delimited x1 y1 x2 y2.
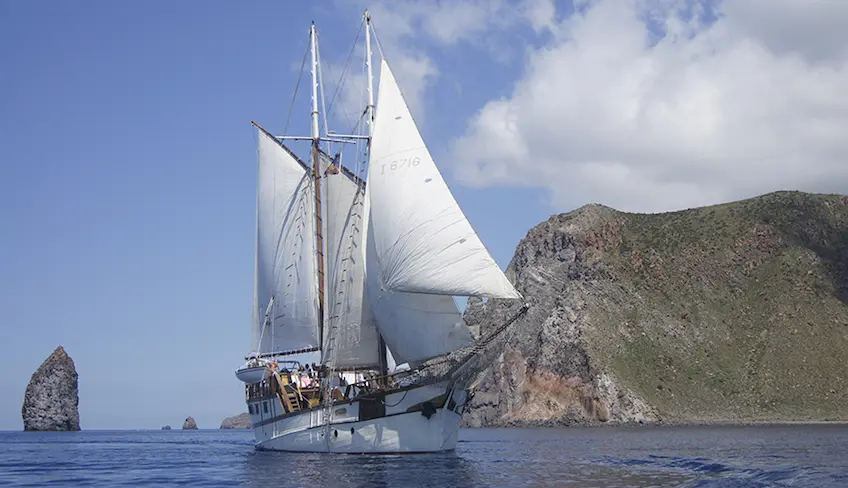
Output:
309 22 326 357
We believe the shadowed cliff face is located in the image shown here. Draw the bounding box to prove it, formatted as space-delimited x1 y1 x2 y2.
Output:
22 346 80 431
463 191 848 426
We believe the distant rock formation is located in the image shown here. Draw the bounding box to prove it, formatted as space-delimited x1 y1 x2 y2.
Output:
182 416 197 430
220 413 251 429
161 425 172 430
21 346 80 431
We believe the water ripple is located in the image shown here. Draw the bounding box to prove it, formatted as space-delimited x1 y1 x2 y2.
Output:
0 425 845 487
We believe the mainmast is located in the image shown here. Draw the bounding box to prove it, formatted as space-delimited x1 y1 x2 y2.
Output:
364 10 389 380
310 22 326 357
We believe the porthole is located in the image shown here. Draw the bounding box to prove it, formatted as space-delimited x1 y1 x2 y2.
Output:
334 430 338 438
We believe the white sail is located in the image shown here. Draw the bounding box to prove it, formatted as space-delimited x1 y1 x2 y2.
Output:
322 158 382 368
364 218 473 365
367 59 521 299
252 130 320 354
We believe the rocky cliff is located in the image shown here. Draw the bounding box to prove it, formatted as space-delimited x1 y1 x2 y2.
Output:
21 346 80 431
182 416 198 430
463 191 848 426
220 413 251 429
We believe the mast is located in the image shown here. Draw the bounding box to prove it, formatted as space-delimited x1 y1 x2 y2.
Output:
365 11 376 136
364 11 389 380
310 22 326 358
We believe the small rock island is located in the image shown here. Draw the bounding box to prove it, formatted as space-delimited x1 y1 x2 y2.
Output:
182 416 198 430
220 413 251 429
21 346 80 431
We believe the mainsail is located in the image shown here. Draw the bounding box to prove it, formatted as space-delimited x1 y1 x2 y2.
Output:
366 59 521 299
252 130 321 354
322 157 382 368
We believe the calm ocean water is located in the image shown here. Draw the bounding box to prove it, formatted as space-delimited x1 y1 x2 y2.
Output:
0 425 846 487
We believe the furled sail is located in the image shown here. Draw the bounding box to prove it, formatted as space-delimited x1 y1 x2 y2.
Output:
251 130 320 354
367 59 521 299
364 218 473 365
322 155 382 368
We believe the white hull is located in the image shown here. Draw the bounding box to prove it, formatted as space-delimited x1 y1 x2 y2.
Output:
246 381 469 453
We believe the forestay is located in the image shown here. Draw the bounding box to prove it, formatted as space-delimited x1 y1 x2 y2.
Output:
367 59 521 299
252 130 321 354
322 156 382 368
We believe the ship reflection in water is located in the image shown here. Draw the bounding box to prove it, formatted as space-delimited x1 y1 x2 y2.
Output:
242 450 483 488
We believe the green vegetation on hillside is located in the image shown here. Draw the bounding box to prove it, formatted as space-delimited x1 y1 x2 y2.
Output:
587 191 848 422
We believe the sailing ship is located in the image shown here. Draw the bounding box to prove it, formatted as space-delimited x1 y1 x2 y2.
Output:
235 11 526 453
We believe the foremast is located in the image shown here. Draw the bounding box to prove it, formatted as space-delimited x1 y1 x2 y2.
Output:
309 22 326 359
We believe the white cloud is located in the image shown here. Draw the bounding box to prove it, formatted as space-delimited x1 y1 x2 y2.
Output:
521 0 557 34
451 0 848 213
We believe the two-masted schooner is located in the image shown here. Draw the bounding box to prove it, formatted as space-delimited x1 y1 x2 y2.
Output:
235 11 525 453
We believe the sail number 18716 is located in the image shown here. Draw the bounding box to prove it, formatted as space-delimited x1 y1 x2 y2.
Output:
381 157 421 174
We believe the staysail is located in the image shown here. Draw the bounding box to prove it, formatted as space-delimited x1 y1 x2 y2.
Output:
366 59 521 299
322 156 382 368
252 130 321 354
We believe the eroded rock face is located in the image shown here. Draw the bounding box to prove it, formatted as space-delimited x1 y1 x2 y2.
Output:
182 416 198 430
22 346 80 432
220 413 251 429
462 205 658 427
463 192 848 426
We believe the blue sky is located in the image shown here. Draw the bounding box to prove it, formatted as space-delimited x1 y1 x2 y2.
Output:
0 1 552 429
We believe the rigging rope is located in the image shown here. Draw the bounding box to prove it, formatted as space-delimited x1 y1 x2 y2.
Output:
315 31 331 153
325 18 364 126
283 42 310 138
369 20 387 60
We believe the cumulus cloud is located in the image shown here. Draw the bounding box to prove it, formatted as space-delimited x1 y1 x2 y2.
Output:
451 0 848 212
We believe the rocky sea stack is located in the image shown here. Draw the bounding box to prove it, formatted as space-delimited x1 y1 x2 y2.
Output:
464 191 848 427
182 416 198 430
21 346 80 431
220 413 251 429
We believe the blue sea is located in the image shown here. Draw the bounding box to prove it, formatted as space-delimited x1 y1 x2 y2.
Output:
1 425 846 487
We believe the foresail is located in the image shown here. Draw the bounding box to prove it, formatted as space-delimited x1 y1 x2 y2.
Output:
252 130 320 354
368 59 521 299
364 219 473 365
322 154 382 368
